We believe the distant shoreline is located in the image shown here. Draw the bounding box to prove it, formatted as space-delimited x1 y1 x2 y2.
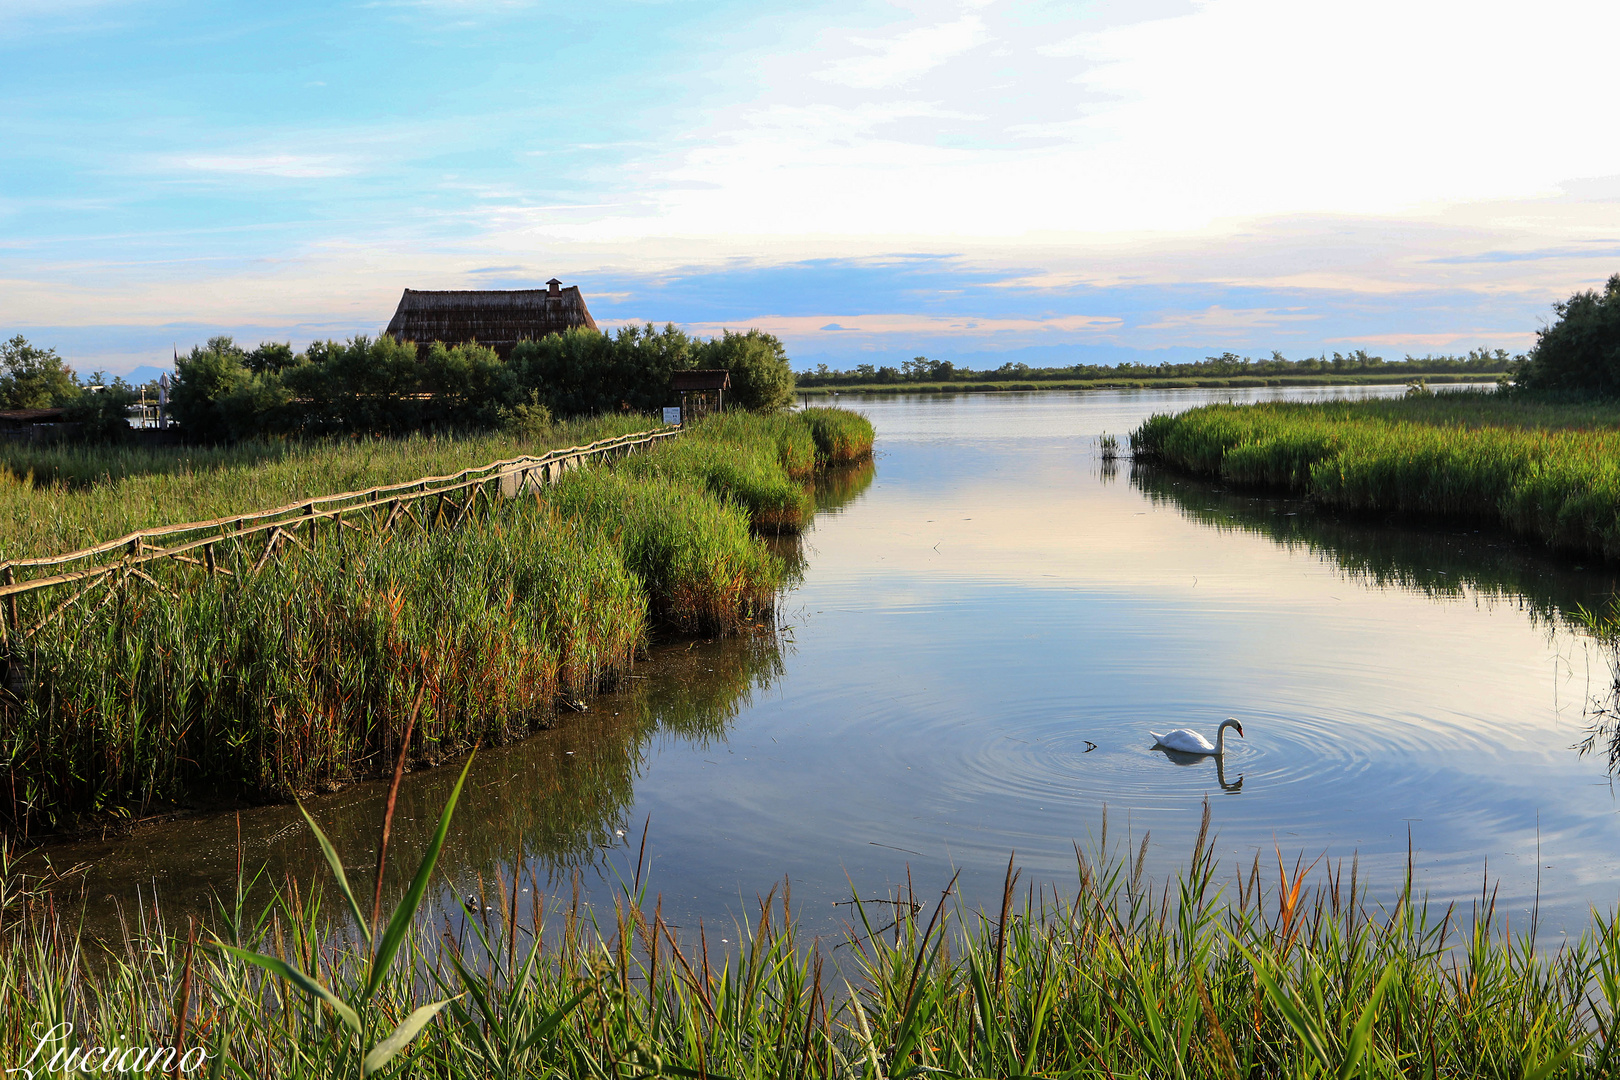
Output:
799 372 1500 396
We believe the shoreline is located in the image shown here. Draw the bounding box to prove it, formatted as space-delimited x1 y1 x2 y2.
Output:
800 372 1501 395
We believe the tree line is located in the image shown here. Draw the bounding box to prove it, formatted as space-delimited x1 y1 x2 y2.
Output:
0 336 144 439
171 324 795 440
796 348 1524 387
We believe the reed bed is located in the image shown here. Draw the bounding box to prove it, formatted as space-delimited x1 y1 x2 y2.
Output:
0 411 871 830
542 470 783 634
0 415 657 562
799 406 876 465
1132 392 1620 560
617 427 815 534
3 801 1613 1078
3 500 645 831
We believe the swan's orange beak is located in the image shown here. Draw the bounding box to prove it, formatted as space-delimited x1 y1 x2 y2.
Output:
1235 723 1244 737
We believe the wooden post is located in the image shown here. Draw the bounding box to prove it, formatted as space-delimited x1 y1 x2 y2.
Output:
2 566 15 645
204 543 217 575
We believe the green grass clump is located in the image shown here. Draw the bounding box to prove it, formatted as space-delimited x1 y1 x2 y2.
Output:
1133 391 1620 559
617 431 814 533
4 804 1616 1077
2 502 643 828
0 414 657 561
799 405 875 465
544 468 783 634
695 410 819 479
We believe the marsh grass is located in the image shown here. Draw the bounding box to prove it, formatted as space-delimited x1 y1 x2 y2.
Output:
0 411 872 830
1132 392 1620 560
0 416 658 562
3 499 645 831
542 469 784 634
3 803 1615 1078
799 407 876 466
617 427 815 534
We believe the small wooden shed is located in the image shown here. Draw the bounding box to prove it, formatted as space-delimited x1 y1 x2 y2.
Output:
384 279 598 357
670 369 731 421
0 408 69 443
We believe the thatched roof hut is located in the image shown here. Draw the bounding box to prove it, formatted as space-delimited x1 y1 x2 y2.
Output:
669 370 731 393
384 279 598 357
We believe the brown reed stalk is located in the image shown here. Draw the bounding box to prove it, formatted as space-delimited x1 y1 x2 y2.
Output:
371 681 426 937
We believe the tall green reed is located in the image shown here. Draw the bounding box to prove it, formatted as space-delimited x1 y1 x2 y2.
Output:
4 800 1615 1077
799 407 876 466
0 415 657 561
1132 393 1620 560
2 499 643 831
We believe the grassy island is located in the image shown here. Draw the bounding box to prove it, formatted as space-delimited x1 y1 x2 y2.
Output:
1132 391 1620 561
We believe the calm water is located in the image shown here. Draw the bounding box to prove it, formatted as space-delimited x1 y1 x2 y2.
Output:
56 387 1620 939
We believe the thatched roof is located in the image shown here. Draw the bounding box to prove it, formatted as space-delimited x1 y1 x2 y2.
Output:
384 280 598 356
670 370 731 392
0 408 66 426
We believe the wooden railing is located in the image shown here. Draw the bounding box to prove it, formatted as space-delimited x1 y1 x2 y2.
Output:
0 426 681 644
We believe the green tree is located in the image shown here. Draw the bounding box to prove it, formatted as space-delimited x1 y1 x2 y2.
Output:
1516 274 1620 396
510 323 696 416
694 329 796 411
0 335 80 409
62 373 138 441
170 336 290 441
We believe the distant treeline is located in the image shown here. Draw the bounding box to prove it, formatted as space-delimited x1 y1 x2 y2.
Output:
796 348 1522 387
0 335 143 438
172 325 796 441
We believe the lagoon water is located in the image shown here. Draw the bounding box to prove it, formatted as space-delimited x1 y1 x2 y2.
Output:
64 387 1620 939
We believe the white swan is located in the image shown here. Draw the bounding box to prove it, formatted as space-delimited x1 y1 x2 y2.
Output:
1151 718 1243 756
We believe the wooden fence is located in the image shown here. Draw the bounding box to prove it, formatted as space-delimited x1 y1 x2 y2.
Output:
0 426 680 645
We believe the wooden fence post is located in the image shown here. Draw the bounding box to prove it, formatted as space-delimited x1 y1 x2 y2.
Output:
2 566 15 646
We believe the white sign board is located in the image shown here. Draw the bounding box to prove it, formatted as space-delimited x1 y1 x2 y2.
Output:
663 406 682 426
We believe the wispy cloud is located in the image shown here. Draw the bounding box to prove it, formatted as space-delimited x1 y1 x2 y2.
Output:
176 153 360 179
1139 307 1319 332
1327 331 1537 350
674 313 1122 338
817 14 989 89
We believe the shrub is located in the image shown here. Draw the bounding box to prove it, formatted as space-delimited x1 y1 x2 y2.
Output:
694 329 796 411
1516 273 1620 396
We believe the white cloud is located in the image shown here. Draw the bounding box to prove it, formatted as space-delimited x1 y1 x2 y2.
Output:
506 0 1620 300
817 14 990 89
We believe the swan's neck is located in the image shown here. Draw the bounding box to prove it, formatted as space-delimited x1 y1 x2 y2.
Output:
1215 722 1233 755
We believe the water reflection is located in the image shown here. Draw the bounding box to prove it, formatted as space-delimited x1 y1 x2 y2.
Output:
1151 747 1245 793
1129 463 1620 633
47 616 790 937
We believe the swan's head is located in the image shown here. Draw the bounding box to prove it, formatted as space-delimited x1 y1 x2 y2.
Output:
1223 717 1244 738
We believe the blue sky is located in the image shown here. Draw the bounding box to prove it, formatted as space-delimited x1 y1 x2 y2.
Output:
4 0 1619 376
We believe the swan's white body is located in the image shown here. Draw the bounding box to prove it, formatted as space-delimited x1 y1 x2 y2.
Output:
1151 718 1243 756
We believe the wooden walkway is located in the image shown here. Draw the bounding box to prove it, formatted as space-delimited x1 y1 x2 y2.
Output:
0 427 679 645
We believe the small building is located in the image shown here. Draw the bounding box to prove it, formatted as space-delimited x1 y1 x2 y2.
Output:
383 279 598 357
670 369 731 421
0 408 70 443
